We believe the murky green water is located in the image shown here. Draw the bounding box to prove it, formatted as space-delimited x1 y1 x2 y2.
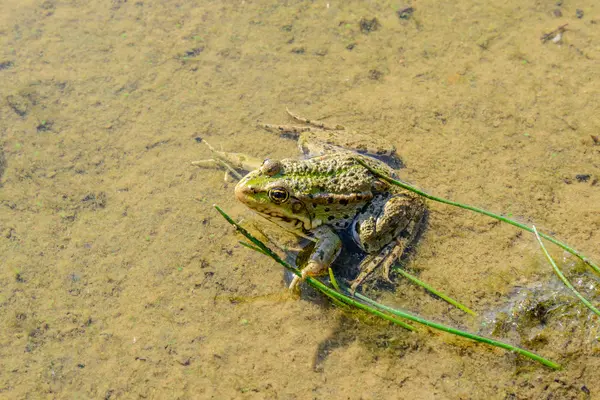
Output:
1 0 599 398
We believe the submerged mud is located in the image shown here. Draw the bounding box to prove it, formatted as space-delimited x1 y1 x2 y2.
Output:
1 0 599 398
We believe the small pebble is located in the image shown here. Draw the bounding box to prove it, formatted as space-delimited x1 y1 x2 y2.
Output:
397 7 414 20
576 9 584 19
553 9 562 17
575 174 590 183
368 69 383 80
359 17 380 34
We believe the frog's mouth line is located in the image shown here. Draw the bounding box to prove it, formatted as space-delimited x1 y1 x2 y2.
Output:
234 179 312 232
262 211 305 230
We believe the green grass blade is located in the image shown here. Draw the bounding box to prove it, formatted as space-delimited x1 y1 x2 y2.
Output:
328 268 342 292
393 266 476 316
239 241 268 255
214 205 560 369
532 226 600 317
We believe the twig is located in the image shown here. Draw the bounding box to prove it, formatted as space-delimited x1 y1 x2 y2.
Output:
541 24 568 43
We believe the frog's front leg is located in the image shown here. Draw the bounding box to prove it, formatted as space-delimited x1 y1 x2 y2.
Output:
350 192 426 292
289 225 342 291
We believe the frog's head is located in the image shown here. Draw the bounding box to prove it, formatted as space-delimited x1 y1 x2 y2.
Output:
234 159 312 232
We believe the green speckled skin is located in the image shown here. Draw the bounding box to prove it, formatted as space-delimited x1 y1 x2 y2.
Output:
234 124 426 290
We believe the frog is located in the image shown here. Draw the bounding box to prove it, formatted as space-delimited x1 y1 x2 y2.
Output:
194 109 426 292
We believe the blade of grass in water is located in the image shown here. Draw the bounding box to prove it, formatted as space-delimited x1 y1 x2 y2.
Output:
533 226 600 317
239 241 268 255
354 157 600 276
340 282 559 369
328 268 342 292
214 205 560 370
393 266 476 316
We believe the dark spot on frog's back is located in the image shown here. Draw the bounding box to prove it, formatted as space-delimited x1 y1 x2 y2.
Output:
339 198 348 206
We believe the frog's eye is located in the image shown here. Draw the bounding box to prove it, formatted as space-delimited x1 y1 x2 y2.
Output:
268 187 289 204
261 159 281 176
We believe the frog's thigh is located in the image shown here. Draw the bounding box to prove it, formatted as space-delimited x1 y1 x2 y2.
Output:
289 225 342 290
354 193 423 253
350 240 401 292
350 194 424 291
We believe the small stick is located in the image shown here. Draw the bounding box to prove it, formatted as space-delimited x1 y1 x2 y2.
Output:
541 24 568 43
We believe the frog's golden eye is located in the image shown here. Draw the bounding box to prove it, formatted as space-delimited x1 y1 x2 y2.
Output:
261 159 281 176
268 187 289 204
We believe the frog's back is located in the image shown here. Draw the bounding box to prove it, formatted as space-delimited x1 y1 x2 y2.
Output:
280 152 398 196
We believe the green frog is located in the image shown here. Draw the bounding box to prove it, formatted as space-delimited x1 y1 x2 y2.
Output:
195 109 426 292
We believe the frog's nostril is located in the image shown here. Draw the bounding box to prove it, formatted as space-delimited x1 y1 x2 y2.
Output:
234 184 253 201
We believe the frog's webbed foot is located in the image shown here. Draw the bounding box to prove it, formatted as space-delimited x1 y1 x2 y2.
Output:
191 137 263 182
258 108 345 140
258 123 313 140
285 107 346 131
289 260 327 292
349 238 406 293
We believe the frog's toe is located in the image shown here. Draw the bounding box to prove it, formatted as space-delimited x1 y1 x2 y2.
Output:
288 275 303 292
288 261 329 291
349 254 380 292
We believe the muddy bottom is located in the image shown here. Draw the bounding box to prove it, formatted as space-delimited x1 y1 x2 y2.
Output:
1 0 599 398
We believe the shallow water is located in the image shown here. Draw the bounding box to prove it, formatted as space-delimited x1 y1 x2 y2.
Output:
1 0 599 398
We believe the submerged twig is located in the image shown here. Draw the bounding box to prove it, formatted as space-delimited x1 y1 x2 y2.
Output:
541 24 568 43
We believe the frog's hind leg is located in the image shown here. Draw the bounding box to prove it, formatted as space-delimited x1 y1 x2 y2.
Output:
350 194 426 292
191 137 263 181
259 108 345 140
349 241 399 293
